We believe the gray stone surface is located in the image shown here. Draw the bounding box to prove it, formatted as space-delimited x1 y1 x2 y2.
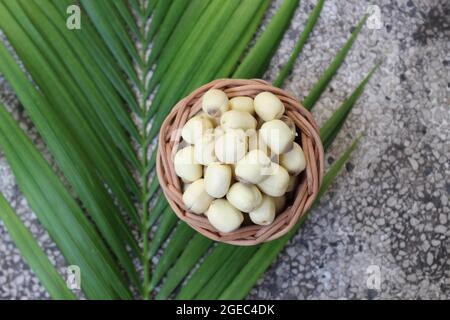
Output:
0 0 449 299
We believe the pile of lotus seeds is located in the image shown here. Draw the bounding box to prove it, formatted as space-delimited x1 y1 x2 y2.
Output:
174 88 307 233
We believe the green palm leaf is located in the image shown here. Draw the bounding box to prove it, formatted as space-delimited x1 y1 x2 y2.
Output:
274 0 325 87
176 244 235 299
156 234 212 300
0 43 139 284
149 208 178 257
150 223 195 290
80 0 140 86
320 63 380 148
145 0 175 44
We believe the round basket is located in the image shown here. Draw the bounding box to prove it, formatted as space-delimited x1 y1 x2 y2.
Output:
157 79 324 245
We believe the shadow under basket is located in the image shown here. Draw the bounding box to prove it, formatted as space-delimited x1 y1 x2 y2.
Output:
157 79 324 246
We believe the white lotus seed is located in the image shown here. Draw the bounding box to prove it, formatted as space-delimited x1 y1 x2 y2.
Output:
272 195 286 214
254 91 285 121
214 129 247 164
206 199 244 233
280 142 306 175
182 179 214 214
235 149 271 184
194 132 217 165
229 96 255 114
226 182 262 213
174 146 202 182
259 119 294 154
202 89 229 117
204 163 231 198
257 163 289 197
220 110 257 131
249 195 276 225
181 114 213 144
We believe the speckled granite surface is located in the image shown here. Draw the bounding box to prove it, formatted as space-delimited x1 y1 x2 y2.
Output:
0 0 449 299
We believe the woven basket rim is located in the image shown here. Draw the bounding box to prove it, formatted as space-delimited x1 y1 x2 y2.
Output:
156 78 324 245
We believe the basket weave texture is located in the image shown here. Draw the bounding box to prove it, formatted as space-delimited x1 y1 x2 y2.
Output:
157 79 324 245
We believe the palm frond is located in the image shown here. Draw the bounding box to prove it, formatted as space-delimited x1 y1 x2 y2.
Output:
149 208 178 257
176 244 235 299
215 64 376 299
320 63 380 148
148 193 168 228
146 0 242 139
145 0 175 45
196 246 258 300
148 1 306 296
156 234 212 300
147 0 195 65
150 223 195 290
0 42 139 283
113 0 141 38
0 1 140 222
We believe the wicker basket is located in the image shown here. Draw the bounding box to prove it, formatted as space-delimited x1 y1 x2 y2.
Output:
157 79 324 245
